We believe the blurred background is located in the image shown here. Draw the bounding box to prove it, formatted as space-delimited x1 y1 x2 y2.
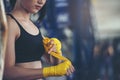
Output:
3 0 120 80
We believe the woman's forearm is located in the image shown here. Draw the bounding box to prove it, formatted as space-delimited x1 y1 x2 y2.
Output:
43 52 62 65
4 66 43 80
49 55 62 65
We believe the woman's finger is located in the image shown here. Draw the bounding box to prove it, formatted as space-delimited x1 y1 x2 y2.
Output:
70 65 75 72
48 44 56 54
48 41 57 54
46 39 54 47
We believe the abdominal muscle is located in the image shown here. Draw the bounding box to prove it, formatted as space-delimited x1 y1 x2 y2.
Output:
15 61 43 80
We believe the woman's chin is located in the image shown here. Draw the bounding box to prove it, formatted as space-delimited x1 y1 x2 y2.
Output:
30 10 39 14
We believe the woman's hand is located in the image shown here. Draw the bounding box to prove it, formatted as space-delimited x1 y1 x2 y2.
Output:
43 37 62 64
43 60 75 77
46 39 57 54
43 37 75 76
66 64 75 76
47 40 75 76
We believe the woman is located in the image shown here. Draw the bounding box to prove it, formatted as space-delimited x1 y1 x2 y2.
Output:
3 0 74 80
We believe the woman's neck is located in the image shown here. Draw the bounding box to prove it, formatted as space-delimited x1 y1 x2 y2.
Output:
11 10 30 21
11 3 30 21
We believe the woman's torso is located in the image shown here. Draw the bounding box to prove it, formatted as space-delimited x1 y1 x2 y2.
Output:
7 14 45 70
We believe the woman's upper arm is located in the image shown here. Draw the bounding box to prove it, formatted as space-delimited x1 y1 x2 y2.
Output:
5 16 19 67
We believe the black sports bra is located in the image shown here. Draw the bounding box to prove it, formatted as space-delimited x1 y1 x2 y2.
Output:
8 14 45 63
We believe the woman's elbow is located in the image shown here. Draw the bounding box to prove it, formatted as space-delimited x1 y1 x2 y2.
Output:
3 67 16 80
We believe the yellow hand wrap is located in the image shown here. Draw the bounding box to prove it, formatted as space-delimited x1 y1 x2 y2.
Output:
43 37 61 54
43 60 71 77
42 37 72 77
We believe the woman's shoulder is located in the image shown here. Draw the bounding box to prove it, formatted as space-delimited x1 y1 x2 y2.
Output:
6 14 20 38
6 15 19 29
7 15 15 24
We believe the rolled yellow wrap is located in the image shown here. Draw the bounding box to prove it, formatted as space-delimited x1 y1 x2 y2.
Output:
43 37 61 53
43 37 68 61
42 37 72 77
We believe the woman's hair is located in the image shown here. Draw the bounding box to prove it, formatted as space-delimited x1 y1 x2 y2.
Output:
9 0 16 10
9 0 46 22
37 3 46 22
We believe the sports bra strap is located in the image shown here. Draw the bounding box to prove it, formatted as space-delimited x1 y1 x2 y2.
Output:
7 14 22 29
